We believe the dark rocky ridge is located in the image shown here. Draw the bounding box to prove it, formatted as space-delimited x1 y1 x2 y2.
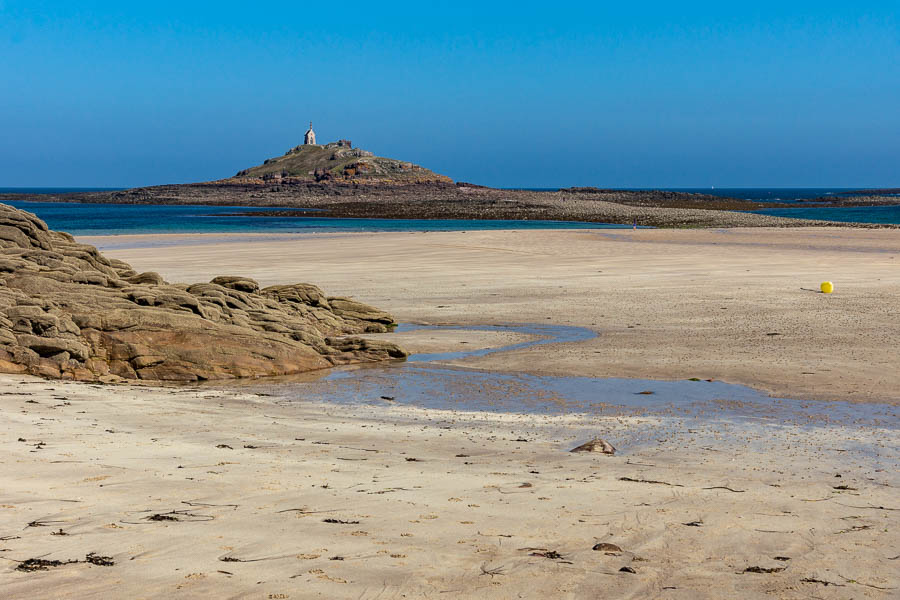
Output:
2 141 897 227
0 203 406 382
8 182 897 228
848 188 900 195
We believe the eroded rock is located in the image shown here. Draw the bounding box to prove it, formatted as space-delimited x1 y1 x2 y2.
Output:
570 438 616 455
0 203 406 382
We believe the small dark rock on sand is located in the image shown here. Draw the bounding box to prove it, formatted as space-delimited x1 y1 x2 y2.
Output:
744 566 785 574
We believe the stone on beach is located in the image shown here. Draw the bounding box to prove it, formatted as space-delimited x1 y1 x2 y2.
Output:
0 203 406 382
569 437 616 454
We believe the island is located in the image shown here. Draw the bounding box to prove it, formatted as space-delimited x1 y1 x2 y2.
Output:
4 127 897 228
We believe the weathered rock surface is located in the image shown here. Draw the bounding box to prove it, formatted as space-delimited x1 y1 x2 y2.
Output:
232 141 451 185
0 203 406 382
570 438 616 455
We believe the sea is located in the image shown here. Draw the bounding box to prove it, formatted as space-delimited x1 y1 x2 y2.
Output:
678 187 900 224
1 187 898 234
0 200 630 236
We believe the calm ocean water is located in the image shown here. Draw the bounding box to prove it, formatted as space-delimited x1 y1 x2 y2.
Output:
668 187 879 202
1 200 629 236
752 205 900 225
0 187 125 194
509 187 900 224
2 187 899 231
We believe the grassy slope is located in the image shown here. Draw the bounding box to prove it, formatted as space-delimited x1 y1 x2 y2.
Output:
231 143 452 184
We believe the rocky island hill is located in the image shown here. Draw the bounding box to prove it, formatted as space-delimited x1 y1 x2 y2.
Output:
229 139 452 186
0 203 406 382
2 132 897 228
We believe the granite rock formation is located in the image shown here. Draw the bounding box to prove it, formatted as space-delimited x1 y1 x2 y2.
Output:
232 141 451 185
0 203 406 382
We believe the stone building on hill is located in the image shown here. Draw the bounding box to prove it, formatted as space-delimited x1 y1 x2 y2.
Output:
304 122 317 145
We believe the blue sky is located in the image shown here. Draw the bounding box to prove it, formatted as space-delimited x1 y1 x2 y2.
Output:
1 1 898 188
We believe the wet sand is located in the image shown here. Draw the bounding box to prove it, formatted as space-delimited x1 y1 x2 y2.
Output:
2 226 899 598
86 227 900 404
2 375 897 599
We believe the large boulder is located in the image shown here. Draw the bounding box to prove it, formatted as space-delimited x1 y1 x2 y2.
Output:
0 203 406 382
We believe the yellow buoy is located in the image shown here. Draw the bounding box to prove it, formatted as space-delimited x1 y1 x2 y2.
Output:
821 281 834 294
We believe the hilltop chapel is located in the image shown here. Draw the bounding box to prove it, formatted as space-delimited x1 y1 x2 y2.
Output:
304 122 316 145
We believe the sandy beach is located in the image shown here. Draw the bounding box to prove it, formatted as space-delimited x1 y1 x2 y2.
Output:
5 2 898 597
87 227 900 404
2 227 899 598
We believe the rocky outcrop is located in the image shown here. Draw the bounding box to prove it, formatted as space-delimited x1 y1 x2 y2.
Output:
569 438 616 455
231 142 452 185
0 203 406 382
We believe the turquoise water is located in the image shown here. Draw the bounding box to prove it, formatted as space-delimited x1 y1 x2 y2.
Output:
669 188 849 202
1 200 630 235
754 204 900 225
4 190 900 231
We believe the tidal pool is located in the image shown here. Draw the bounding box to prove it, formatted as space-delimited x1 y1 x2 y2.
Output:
235 323 899 463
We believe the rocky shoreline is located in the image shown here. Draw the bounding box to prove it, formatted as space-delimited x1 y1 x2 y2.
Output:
4 182 900 228
0 203 406 382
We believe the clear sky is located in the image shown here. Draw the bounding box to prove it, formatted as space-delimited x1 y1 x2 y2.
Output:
1 1 898 188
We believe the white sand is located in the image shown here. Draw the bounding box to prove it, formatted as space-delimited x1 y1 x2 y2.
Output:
87 227 900 404
2 227 898 598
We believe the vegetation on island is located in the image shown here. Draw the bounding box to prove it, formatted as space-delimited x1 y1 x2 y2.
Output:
229 140 452 185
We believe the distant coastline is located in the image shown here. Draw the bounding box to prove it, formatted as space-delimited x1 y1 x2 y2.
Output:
3 183 900 229
0 187 126 194
3 135 900 233
2 186 890 203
